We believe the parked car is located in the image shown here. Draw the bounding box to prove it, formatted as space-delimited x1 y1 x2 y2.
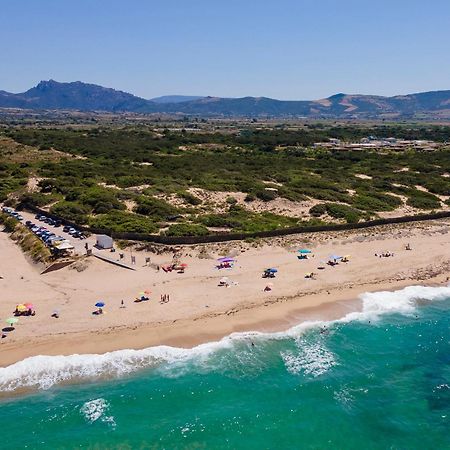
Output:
63 225 71 233
54 220 62 228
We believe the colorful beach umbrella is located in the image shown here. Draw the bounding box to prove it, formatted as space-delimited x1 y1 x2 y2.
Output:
16 304 27 312
218 257 234 263
95 302 105 308
24 303 34 309
6 317 18 325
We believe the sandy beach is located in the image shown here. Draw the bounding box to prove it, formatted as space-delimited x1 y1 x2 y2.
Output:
1 218 450 367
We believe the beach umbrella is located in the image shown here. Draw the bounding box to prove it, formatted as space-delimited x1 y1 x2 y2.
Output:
179 263 188 268
219 277 229 284
298 249 312 254
24 303 34 309
95 302 105 308
6 317 18 325
16 304 27 312
329 255 342 261
218 257 234 263
144 290 151 295
267 268 278 273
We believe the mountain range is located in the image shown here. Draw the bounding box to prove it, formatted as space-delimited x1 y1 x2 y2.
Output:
1 80 449 119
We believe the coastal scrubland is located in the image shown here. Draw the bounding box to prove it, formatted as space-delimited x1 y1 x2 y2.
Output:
1 123 450 235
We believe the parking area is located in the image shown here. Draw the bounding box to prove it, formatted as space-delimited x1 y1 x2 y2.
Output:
2 207 95 255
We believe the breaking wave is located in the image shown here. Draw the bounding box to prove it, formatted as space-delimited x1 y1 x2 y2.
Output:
0 284 449 393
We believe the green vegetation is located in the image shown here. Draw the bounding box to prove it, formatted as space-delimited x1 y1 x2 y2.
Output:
89 211 158 233
310 203 364 224
0 213 51 263
165 223 209 237
1 124 449 235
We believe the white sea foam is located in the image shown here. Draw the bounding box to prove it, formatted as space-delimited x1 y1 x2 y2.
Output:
0 284 449 392
80 398 116 428
281 340 337 377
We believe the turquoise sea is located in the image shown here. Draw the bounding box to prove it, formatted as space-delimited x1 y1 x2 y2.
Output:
1 285 449 449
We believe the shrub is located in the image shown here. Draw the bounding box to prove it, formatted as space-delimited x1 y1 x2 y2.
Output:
323 203 361 223
406 191 441 210
199 214 241 228
134 196 179 219
179 191 202 206
18 192 61 208
79 187 125 214
50 201 90 224
309 204 327 217
89 211 158 233
165 223 209 237
0 213 18 232
351 192 402 212
255 189 277 202
421 179 450 196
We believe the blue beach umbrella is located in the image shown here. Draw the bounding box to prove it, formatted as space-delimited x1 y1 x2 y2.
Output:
267 268 278 273
298 249 312 254
329 255 342 261
95 301 105 308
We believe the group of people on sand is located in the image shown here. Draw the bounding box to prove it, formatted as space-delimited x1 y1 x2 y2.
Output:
375 251 394 258
13 307 35 317
160 294 170 304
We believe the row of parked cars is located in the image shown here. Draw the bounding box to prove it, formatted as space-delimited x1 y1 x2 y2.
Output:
25 221 69 248
2 207 85 249
2 207 23 221
34 214 85 239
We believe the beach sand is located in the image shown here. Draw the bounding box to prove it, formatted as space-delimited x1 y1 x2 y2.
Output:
1 219 449 367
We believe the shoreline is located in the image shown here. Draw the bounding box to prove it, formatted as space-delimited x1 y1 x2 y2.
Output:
1 274 448 368
1 218 450 368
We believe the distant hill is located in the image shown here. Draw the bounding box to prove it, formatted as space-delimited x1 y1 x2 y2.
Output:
150 95 205 104
1 80 449 118
0 80 150 112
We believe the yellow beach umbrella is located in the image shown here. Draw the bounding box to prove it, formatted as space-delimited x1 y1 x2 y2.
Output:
16 304 27 312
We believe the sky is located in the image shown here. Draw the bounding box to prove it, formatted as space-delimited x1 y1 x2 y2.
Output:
1 0 449 100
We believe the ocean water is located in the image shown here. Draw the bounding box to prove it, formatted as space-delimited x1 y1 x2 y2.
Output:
1 285 449 449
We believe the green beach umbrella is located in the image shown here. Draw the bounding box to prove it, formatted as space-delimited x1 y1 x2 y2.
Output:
6 317 18 325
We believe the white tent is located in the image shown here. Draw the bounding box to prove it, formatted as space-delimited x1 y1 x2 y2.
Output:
54 241 74 250
96 234 113 249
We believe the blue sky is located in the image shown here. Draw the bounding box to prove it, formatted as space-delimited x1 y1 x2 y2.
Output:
1 0 449 99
